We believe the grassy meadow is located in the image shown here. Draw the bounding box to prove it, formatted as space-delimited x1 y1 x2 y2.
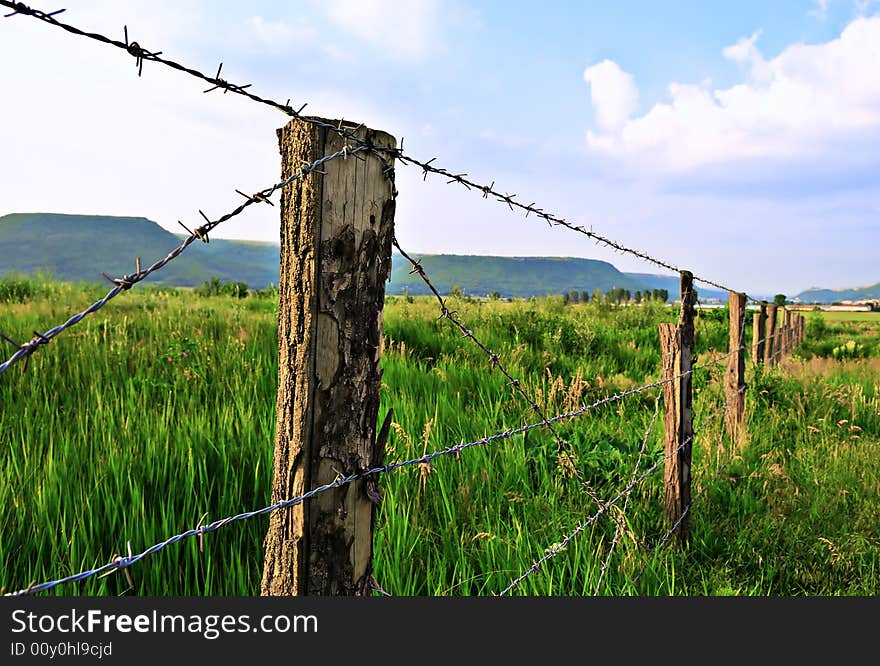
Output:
1 276 878 596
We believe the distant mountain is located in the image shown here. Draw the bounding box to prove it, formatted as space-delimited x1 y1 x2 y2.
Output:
0 213 280 289
795 283 880 304
387 253 645 298
0 213 778 302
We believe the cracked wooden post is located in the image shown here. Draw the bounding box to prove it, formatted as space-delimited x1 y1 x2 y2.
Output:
261 117 396 596
752 303 767 365
725 291 747 444
658 270 695 545
763 304 778 367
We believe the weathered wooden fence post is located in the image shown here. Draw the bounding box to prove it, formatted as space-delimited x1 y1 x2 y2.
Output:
752 303 767 365
658 271 695 544
763 304 778 366
779 308 790 361
261 117 396 596
725 291 747 443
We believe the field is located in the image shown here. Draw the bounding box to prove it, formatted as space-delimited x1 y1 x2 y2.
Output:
1 278 879 596
818 311 880 323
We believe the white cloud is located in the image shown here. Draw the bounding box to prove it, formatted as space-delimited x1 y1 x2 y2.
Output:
582 60 639 132
584 16 880 173
315 0 442 60
722 29 769 80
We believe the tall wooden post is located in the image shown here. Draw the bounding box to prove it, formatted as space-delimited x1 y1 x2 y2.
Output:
763 304 778 367
658 271 695 544
752 303 767 365
725 292 747 443
261 118 396 596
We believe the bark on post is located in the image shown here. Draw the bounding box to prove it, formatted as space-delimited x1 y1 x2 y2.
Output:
752 303 767 365
763 304 778 367
725 291 747 443
658 271 695 544
261 117 396 596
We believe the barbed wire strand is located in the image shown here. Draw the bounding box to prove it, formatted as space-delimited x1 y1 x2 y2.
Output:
594 395 660 595
0 144 371 375
0 1 774 306
0 1 368 147
391 240 632 528
496 425 699 596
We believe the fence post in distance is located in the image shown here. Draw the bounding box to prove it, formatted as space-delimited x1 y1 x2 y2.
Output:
763 304 778 367
752 303 767 365
725 291 747 444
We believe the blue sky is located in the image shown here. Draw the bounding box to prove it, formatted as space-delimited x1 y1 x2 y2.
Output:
1 0 879 296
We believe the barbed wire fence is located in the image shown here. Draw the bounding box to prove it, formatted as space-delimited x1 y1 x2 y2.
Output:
0 1 810 597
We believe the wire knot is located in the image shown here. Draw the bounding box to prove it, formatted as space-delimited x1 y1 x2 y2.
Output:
23 331 50 354
123 26 161 77
126 40 144 59
202 63 252 94
3 2 35 18
101 272 136 291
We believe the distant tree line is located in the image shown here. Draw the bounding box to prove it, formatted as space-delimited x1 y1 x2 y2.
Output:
562 287 669 305
195 276 277 299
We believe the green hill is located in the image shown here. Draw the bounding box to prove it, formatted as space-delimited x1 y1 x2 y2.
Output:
795 284 880 304
0 213 279 289
386 253 645 298
1 213 762 301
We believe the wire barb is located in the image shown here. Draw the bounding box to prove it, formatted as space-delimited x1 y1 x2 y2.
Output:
234 189 274 207
123 25 161 77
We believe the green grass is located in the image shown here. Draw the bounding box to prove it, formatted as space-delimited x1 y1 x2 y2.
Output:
818 311 880 323
1 277 878 596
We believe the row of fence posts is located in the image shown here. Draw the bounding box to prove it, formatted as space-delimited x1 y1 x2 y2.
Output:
658 277 806 545
258 118 807 595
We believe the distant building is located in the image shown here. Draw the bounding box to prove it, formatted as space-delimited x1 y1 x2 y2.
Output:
788 302 875 312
